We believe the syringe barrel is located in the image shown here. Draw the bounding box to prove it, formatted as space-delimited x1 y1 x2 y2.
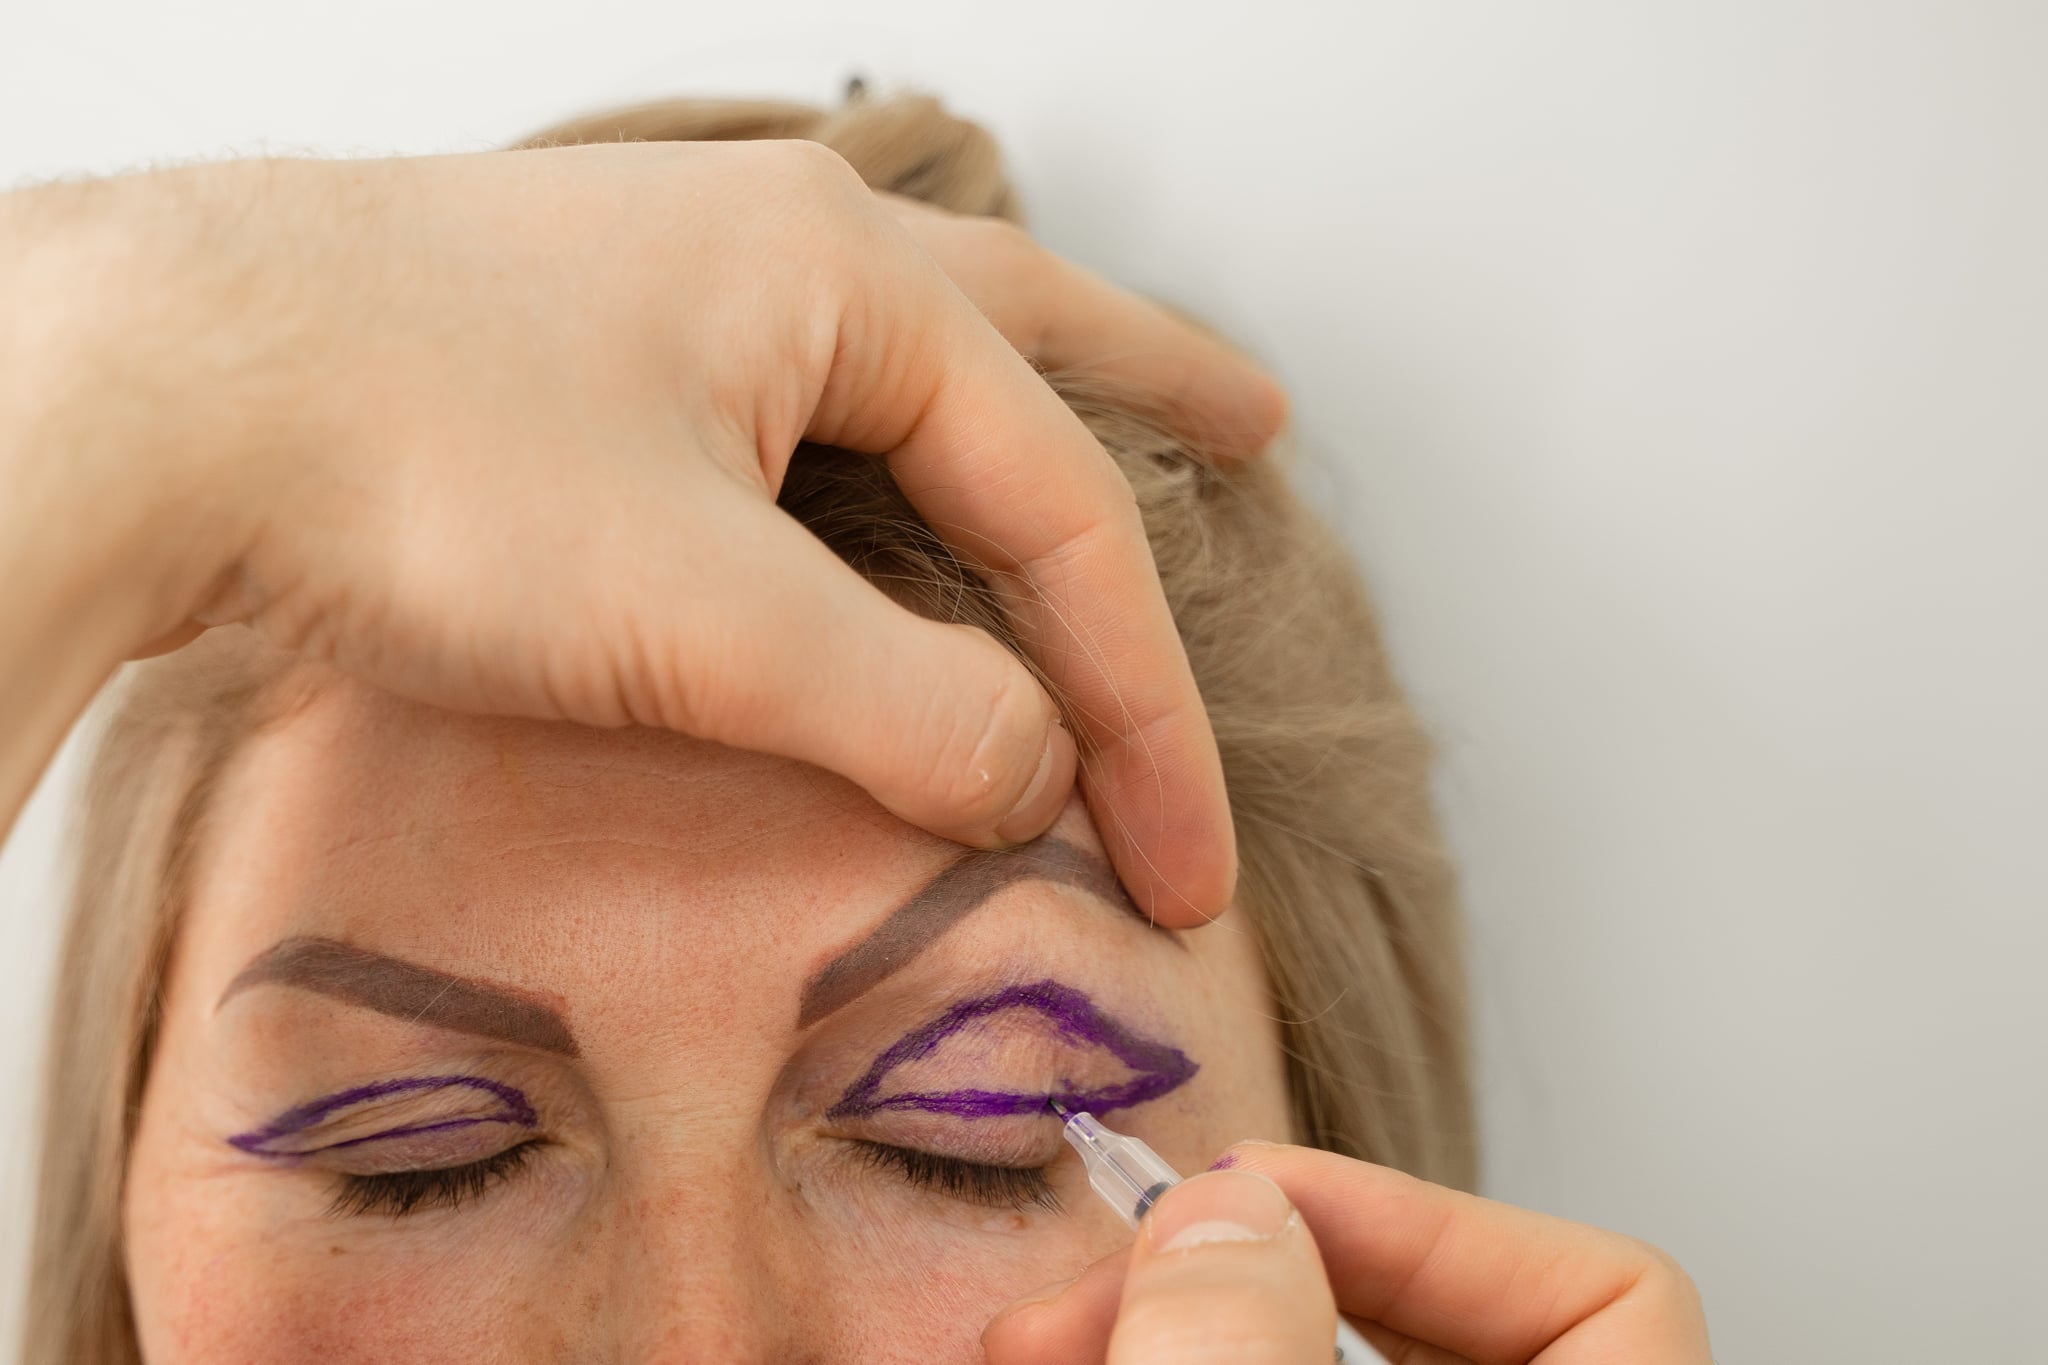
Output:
1061 1111 1184 1228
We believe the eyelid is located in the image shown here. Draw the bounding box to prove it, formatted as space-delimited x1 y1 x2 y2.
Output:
328 1140 543 1218
229 1075 537 1159
852 1141 1061 1213
828 980 1196 1122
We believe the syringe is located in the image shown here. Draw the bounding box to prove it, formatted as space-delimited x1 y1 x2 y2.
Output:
1050 1100 1388 1365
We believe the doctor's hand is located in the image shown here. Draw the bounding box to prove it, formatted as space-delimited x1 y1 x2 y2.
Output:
983 1144 1714 1365
0 141 1283 921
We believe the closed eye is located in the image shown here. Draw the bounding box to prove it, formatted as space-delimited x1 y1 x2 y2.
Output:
328 1140 543 1217
852 1141 1060 1212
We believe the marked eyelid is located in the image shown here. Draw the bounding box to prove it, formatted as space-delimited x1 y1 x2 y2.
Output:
828 981 1196 1121
228 1075 538 1157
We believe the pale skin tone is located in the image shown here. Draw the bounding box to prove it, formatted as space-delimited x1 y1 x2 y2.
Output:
1 143 1711 1360
128 678 1294 1362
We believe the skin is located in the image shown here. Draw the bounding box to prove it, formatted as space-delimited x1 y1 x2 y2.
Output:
0 142 1290 920
125 672 1717 1364
987 1150 1716 1365
125 675 1296 1363
825 980 1199 1120
6 138 1712 1360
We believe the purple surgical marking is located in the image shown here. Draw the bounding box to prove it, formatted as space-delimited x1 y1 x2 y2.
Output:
227 1075 536 1158
1207 1152 1240 1171
827 980 1196 1121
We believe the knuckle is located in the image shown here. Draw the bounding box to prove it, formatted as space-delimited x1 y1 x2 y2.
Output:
737 140 897 291
959 217 1049 336
1637 1241 1705 1311
1031 474 1144 577
958 214 1038 271
762 137 867 197
1627 1235 1682 1277
716 140 871 245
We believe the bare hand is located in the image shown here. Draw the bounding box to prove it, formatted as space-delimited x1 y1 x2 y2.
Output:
984 1144 1713 1363
3 140 1285 920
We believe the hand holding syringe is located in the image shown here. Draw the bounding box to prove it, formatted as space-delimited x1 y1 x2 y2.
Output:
987 1113 1711 1365
1050 1102 1387 1364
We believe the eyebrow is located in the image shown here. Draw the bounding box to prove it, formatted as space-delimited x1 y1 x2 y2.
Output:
797 835 1137 1028
217 936 580 1057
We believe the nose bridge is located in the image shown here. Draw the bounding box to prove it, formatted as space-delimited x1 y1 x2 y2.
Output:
602 1138 804 1365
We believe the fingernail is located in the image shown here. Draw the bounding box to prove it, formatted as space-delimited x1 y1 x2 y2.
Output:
1209 1138 1281 1171
993 721 1076 844
1145 1170 1295 1253
987 1275 1076 1325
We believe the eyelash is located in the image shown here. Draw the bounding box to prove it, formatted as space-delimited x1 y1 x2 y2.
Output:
325 1138 1059 1219
853 1142 1061 1213
328 1141 541 1218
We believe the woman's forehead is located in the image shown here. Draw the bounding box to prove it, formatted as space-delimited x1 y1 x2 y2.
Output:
178 678 1123 1018
221 677 921 875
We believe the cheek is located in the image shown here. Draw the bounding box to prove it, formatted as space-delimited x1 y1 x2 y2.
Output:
799 1191 1130 1361
124 1140 558 1365
127 1207 540 1365
125 1157 1121 1364
1173 924 1297 1152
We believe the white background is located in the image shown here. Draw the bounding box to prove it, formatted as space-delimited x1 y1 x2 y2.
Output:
3 2 2043 1359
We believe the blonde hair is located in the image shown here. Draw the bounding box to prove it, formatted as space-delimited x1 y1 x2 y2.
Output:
24 89 1475 1364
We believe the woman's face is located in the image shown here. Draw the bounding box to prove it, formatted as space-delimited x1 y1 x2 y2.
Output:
124 679 1293 1362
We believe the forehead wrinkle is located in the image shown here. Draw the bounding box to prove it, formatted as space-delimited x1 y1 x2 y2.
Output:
314 800 805 868
796 836 1138 1030
312 809 504 862
484 832 768 860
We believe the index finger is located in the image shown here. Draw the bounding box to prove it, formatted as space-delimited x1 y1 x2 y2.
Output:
807 185 1237 926
880 193 1290 460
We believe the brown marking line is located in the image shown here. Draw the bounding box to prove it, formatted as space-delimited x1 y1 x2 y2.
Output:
798 836 1135 1029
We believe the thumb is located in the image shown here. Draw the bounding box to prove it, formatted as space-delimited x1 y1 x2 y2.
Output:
622 495 1079 849
1106 1170 1336 1364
